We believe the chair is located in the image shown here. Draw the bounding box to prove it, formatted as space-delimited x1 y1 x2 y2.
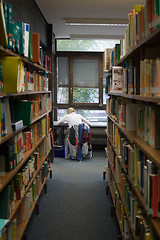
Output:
65 123 92 161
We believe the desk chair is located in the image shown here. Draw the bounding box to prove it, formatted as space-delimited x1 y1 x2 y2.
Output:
65 123 92 161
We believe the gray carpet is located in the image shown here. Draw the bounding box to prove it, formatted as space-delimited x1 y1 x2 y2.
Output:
26 150 121 240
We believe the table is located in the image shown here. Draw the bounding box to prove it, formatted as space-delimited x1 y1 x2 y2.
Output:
53 121 107 145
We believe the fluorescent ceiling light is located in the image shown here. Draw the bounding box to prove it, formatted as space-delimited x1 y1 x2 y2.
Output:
66 23 127 26
65 18 128 27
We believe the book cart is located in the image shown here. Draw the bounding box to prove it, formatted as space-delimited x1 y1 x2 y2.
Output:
104 3 160 240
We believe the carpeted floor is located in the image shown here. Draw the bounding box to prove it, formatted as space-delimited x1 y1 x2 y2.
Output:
26 150 121 240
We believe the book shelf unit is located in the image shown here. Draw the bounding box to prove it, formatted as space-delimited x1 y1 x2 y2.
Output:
105 8 160 239
0 43 53 239
105 124 160 238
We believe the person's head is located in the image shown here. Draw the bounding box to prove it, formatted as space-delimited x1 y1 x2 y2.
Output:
68 107 75 114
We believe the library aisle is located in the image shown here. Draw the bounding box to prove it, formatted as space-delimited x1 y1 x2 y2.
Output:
26 150 120 240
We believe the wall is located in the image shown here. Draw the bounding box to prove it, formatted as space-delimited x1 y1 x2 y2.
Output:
4 0 48 47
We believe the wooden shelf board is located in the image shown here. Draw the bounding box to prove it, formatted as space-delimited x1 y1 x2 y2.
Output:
108 115 160 167
0 93 7 98
31 110 52 125
7 91 51 97
0 136 46 192
0 46 50 72
16 176 47 240
108 115 136 144
108 93 160 103
0 127 28 146
134 137 160 167
117 27 160 66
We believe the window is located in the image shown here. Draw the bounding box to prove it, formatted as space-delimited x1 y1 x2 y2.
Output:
55 52 106 122
57 57 69 104
57 39 120 52
73 58 99 103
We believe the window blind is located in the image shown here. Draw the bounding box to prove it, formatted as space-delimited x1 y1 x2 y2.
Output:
57 57 69 87
73 59 99 88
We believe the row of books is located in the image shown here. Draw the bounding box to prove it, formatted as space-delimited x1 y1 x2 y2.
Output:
120 2 160 59
109 66 123 93
107 124 160 220
0 115 51 175
0 137 51 220
140 58 160 97
107 96 160 150
14 93 51 126
103 48 112 71
107 98 137 131
0 159 49 240
0 132 24 174
137 105 160 149
103 45 121 71
24 71 48 92
105 61 136 95
107 160 156 239
0 1 51 70
0 56 49 93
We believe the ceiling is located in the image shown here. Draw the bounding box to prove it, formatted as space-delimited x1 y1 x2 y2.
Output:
35 0 146 39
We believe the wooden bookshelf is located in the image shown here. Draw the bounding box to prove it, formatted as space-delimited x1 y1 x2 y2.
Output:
105 3 160 239
31 110 52 124
9 149 51 221
105 155 135 239
16 176 48 240
7 90 51 97
107 115 160 168
106 130 160 238
0 46 50 73
0 135 46 192
107 114 136 144
0 127 27 146
108 92 160 104
117 26 160 66
0 2 54 240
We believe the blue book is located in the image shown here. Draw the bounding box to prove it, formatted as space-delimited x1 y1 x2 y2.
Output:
1 98 6 137
0 218 9 236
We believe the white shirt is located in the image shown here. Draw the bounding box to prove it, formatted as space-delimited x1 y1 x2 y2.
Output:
57 112 91 128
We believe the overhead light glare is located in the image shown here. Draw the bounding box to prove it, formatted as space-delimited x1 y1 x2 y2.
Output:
66 23 128 27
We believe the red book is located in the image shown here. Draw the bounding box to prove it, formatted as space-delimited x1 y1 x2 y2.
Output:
32 33 40 63
151 174 158 218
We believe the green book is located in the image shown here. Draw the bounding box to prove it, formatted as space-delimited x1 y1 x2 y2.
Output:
12 22 22 53
0 184 11 219
28 30 33 61
0 62 3 92
16 22 24 55
14 100 33 126
7 4 13 49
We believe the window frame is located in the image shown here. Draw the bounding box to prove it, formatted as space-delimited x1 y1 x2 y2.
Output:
54 51 105 120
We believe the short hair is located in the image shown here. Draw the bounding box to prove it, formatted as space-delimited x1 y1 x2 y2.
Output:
68 107 75 114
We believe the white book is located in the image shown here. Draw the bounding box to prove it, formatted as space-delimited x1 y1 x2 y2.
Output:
4 98 12 134
23 23 30 57
126 103 137 131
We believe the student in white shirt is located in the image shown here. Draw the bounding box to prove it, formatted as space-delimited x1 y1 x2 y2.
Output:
57 107 91 128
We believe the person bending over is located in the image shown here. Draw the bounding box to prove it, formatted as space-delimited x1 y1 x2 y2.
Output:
57 107 91 128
